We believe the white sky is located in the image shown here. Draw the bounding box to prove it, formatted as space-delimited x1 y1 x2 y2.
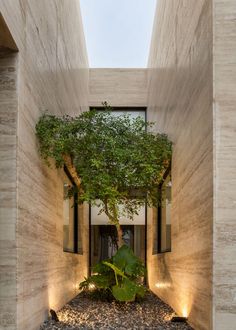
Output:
80 0 157 68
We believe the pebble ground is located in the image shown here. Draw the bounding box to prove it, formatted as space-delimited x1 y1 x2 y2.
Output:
40 291 193 330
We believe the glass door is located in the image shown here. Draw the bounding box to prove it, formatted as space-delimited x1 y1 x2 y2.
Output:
90 203 146 268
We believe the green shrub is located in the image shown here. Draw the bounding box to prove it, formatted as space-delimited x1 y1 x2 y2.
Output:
80 245 146 302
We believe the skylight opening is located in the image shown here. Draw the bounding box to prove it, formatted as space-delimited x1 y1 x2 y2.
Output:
80 0 157 68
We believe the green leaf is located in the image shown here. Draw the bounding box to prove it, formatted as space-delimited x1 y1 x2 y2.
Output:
102 261 127 279
80 274 111 290
79 245 147 302
113 245 145 277
112 278 137 302
135 284 146 298
93 259 113 275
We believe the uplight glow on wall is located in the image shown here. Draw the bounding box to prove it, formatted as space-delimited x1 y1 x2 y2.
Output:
154 282 191 320
182 305 188 318
155 282 171 289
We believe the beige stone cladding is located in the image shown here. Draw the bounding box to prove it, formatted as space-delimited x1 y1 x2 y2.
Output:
89 68 148 107
0 1 89 329
0 46 18 330
147 1 213 329
213 0 236 329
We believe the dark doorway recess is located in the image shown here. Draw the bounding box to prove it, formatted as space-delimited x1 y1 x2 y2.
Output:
89 207 147 272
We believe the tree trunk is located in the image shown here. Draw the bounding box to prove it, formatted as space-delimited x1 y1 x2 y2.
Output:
104 200 124 249
63 155 81 187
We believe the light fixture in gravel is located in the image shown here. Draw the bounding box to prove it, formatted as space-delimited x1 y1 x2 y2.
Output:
171 315 188 323
88 283 96 290
49 309 59 322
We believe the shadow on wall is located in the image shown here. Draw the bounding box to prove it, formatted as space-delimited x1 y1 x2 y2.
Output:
0 13 18 50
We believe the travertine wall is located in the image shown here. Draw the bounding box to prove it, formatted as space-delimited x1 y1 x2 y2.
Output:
147 1 213 329
89 68 148 107
213 1 236 329
0 48 18 330
0 1 89 329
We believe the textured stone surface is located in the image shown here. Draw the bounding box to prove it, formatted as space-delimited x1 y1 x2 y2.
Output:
0 1 89 330
147 1 213 330
0 47 18 330
89 68 148 107
213 0 236 329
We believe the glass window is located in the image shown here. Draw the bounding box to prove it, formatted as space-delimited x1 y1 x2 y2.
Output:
95 107 146 121
158 171 172 253
63 169 83 254
77 204 83 254
109 109 146 120
152 206 158 255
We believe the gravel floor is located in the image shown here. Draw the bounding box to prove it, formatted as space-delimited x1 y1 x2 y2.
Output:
40 291 193 330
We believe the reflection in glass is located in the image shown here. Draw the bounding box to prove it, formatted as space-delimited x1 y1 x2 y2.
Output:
91 224 146 268
90 202 146 267
160 173 171 252
110 110 146 120
63 172 75 252
152 207 158 254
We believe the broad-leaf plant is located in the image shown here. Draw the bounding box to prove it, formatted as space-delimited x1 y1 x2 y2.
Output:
79 245 146 302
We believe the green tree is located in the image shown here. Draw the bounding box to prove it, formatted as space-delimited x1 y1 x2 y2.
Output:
35 104 172 247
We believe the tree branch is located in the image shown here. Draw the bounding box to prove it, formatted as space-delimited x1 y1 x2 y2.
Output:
63 155 81 187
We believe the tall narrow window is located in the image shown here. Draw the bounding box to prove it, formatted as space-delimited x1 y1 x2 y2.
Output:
63 168 82 254
152 206 158 255
158 170 172 253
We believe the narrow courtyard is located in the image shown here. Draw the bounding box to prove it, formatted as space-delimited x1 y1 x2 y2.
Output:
1 1 235 329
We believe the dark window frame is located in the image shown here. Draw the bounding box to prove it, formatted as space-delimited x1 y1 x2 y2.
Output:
63 165 83 255
157 166 172 254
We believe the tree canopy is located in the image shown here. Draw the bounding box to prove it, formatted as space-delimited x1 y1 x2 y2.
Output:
36 106 172 244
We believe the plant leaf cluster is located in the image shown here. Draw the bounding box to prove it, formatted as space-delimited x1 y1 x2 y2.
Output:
79 245 146 302
35 105 172 225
